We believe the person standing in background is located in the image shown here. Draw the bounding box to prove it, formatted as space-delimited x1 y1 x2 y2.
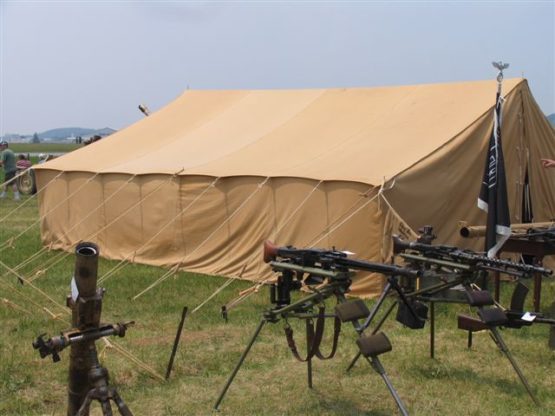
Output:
0 140 20 200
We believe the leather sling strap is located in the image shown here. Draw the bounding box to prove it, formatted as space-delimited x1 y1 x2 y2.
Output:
284 306 341 362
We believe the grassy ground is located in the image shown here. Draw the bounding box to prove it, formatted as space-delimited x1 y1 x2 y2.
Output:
9 143 81 154
0 196 554 415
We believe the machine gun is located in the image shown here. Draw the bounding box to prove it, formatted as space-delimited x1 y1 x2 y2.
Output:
460 221 555 311
32 243 134 416
263 240 421 278
392 235 552 278
262 240 421 308
215 241 420 415
391 234 554 405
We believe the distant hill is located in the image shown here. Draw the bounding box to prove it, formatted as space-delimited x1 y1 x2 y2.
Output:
548 113 555 127
93 127 117 136
38 127 116 140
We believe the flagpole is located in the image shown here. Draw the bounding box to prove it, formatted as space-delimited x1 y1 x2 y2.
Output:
490 61 511 258
477 61 512 268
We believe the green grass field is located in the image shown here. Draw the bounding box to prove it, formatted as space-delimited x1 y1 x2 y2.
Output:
8 143 82 154
0 196 554 415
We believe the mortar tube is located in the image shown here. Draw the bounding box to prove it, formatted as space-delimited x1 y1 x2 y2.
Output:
67 242 100 416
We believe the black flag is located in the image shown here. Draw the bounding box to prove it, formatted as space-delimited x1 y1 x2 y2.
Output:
478 88 511 258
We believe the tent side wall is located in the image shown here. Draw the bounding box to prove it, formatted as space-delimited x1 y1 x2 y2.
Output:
382 81 555 248
520 86 555 223
35 172 387 297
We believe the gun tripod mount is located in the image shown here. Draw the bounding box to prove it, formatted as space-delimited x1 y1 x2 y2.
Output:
214 241 414 415
213 264 350 410
32 242 134 416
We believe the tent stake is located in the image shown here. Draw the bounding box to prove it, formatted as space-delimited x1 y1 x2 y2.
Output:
165 306 188 380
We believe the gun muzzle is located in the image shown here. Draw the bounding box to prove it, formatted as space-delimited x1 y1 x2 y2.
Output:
74 242 99 298
459 225 486 238
392 235 413 255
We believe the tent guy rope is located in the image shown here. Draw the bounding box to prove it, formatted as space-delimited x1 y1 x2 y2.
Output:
0 170 96 252
23 174 142 283
0 170 65 224
12 172 175 285
98 176 220 284
2 173 138 284
221 184 377 313
190 179 325 315
132 176 271 300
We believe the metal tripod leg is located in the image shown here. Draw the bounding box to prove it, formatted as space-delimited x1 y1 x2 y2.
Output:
430 301 435 359
360 281 393 331
214 318 267 410
307 356 313 388
111 389 133 416
488 327 539 405
347 276 425 372
346 301 398 372
100 399 113 416
75 390 94 416
75 389 113 416
366 356 409 416
75 387 133 416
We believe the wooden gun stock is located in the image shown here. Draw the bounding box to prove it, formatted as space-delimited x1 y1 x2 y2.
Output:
263 240 279 263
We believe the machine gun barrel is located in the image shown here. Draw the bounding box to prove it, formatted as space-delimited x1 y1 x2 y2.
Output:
400 253 472 271
334 257 420 279
269 261 349 279
461 253 551 276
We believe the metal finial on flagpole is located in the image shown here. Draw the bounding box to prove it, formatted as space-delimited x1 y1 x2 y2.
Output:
492 61 510 82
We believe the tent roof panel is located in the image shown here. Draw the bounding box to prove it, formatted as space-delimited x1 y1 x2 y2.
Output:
37 78 524 185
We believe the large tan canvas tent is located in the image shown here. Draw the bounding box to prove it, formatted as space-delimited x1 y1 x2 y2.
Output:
34 78 555 297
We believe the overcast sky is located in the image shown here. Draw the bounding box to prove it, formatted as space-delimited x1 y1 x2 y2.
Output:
1 1 553 135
